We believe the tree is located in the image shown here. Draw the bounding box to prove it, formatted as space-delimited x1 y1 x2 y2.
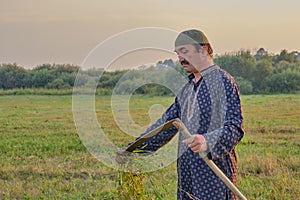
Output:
253 59 273 93
0 64 30 89
235 76 253 95
215 50 256 82
275 49 297 64
31 69 55 88
267 70 300 93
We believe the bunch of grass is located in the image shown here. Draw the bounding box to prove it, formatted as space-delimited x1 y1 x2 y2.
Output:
116 152 147 200
118 169 146 200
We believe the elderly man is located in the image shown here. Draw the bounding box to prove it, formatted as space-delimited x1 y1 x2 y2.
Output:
123 29 244 200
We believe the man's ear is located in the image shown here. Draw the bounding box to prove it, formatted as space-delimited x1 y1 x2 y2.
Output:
201 45 208 54
200 45 209 56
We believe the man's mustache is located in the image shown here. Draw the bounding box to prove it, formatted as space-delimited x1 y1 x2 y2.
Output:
180 59 190 65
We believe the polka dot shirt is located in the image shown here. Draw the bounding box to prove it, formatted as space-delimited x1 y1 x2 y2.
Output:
133 65 244 200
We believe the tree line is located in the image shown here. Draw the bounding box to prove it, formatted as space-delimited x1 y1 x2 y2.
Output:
215 49 300 94
0 49 299 95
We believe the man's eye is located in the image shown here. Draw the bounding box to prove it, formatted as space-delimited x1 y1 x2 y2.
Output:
182 50 188 54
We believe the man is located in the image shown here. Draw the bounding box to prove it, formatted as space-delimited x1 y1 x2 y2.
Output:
120 29 244 200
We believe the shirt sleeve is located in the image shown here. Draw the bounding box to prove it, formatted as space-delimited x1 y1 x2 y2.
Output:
129 97 180 153
203 78 244 160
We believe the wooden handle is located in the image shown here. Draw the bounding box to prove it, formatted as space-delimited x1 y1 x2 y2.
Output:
172 119 247 200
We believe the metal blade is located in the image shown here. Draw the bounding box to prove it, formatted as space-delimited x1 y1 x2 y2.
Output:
125 119 177 152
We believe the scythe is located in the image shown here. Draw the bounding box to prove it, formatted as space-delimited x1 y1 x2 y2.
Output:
124 118 247 200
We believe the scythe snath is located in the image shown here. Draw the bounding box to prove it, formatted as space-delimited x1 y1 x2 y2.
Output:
125 118 247 200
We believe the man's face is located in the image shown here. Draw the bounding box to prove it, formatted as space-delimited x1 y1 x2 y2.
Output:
174 44 202 73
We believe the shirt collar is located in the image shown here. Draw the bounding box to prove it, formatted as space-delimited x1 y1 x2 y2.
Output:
200 64 219 77
188 64 219 82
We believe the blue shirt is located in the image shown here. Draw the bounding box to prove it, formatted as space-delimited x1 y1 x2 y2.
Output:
132 65 244 200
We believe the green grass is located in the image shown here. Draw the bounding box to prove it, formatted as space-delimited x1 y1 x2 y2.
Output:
0 94 299 199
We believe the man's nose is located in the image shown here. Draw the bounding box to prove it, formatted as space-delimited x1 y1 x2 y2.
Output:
178 56 185 61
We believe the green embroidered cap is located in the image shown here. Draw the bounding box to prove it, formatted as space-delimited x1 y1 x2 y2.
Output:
175 29 210 47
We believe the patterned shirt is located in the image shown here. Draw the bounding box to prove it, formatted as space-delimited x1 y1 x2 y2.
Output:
132 65 244 200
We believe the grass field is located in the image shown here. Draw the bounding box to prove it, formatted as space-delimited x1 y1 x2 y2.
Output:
0 94 299 199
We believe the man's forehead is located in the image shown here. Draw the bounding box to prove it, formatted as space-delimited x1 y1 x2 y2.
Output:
174 44 193 52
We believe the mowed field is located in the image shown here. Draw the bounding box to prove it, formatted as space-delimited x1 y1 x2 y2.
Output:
0 94 299 199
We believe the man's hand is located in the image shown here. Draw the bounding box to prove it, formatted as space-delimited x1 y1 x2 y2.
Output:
182 134 208 153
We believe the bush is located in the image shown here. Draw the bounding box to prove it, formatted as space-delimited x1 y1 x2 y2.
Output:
235 77 253 95
267 71 300 93
46 78 69 89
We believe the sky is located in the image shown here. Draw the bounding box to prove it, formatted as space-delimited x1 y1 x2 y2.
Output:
0 0 299 69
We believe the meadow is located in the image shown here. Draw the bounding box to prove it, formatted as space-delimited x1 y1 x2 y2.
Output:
0 94 299 199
